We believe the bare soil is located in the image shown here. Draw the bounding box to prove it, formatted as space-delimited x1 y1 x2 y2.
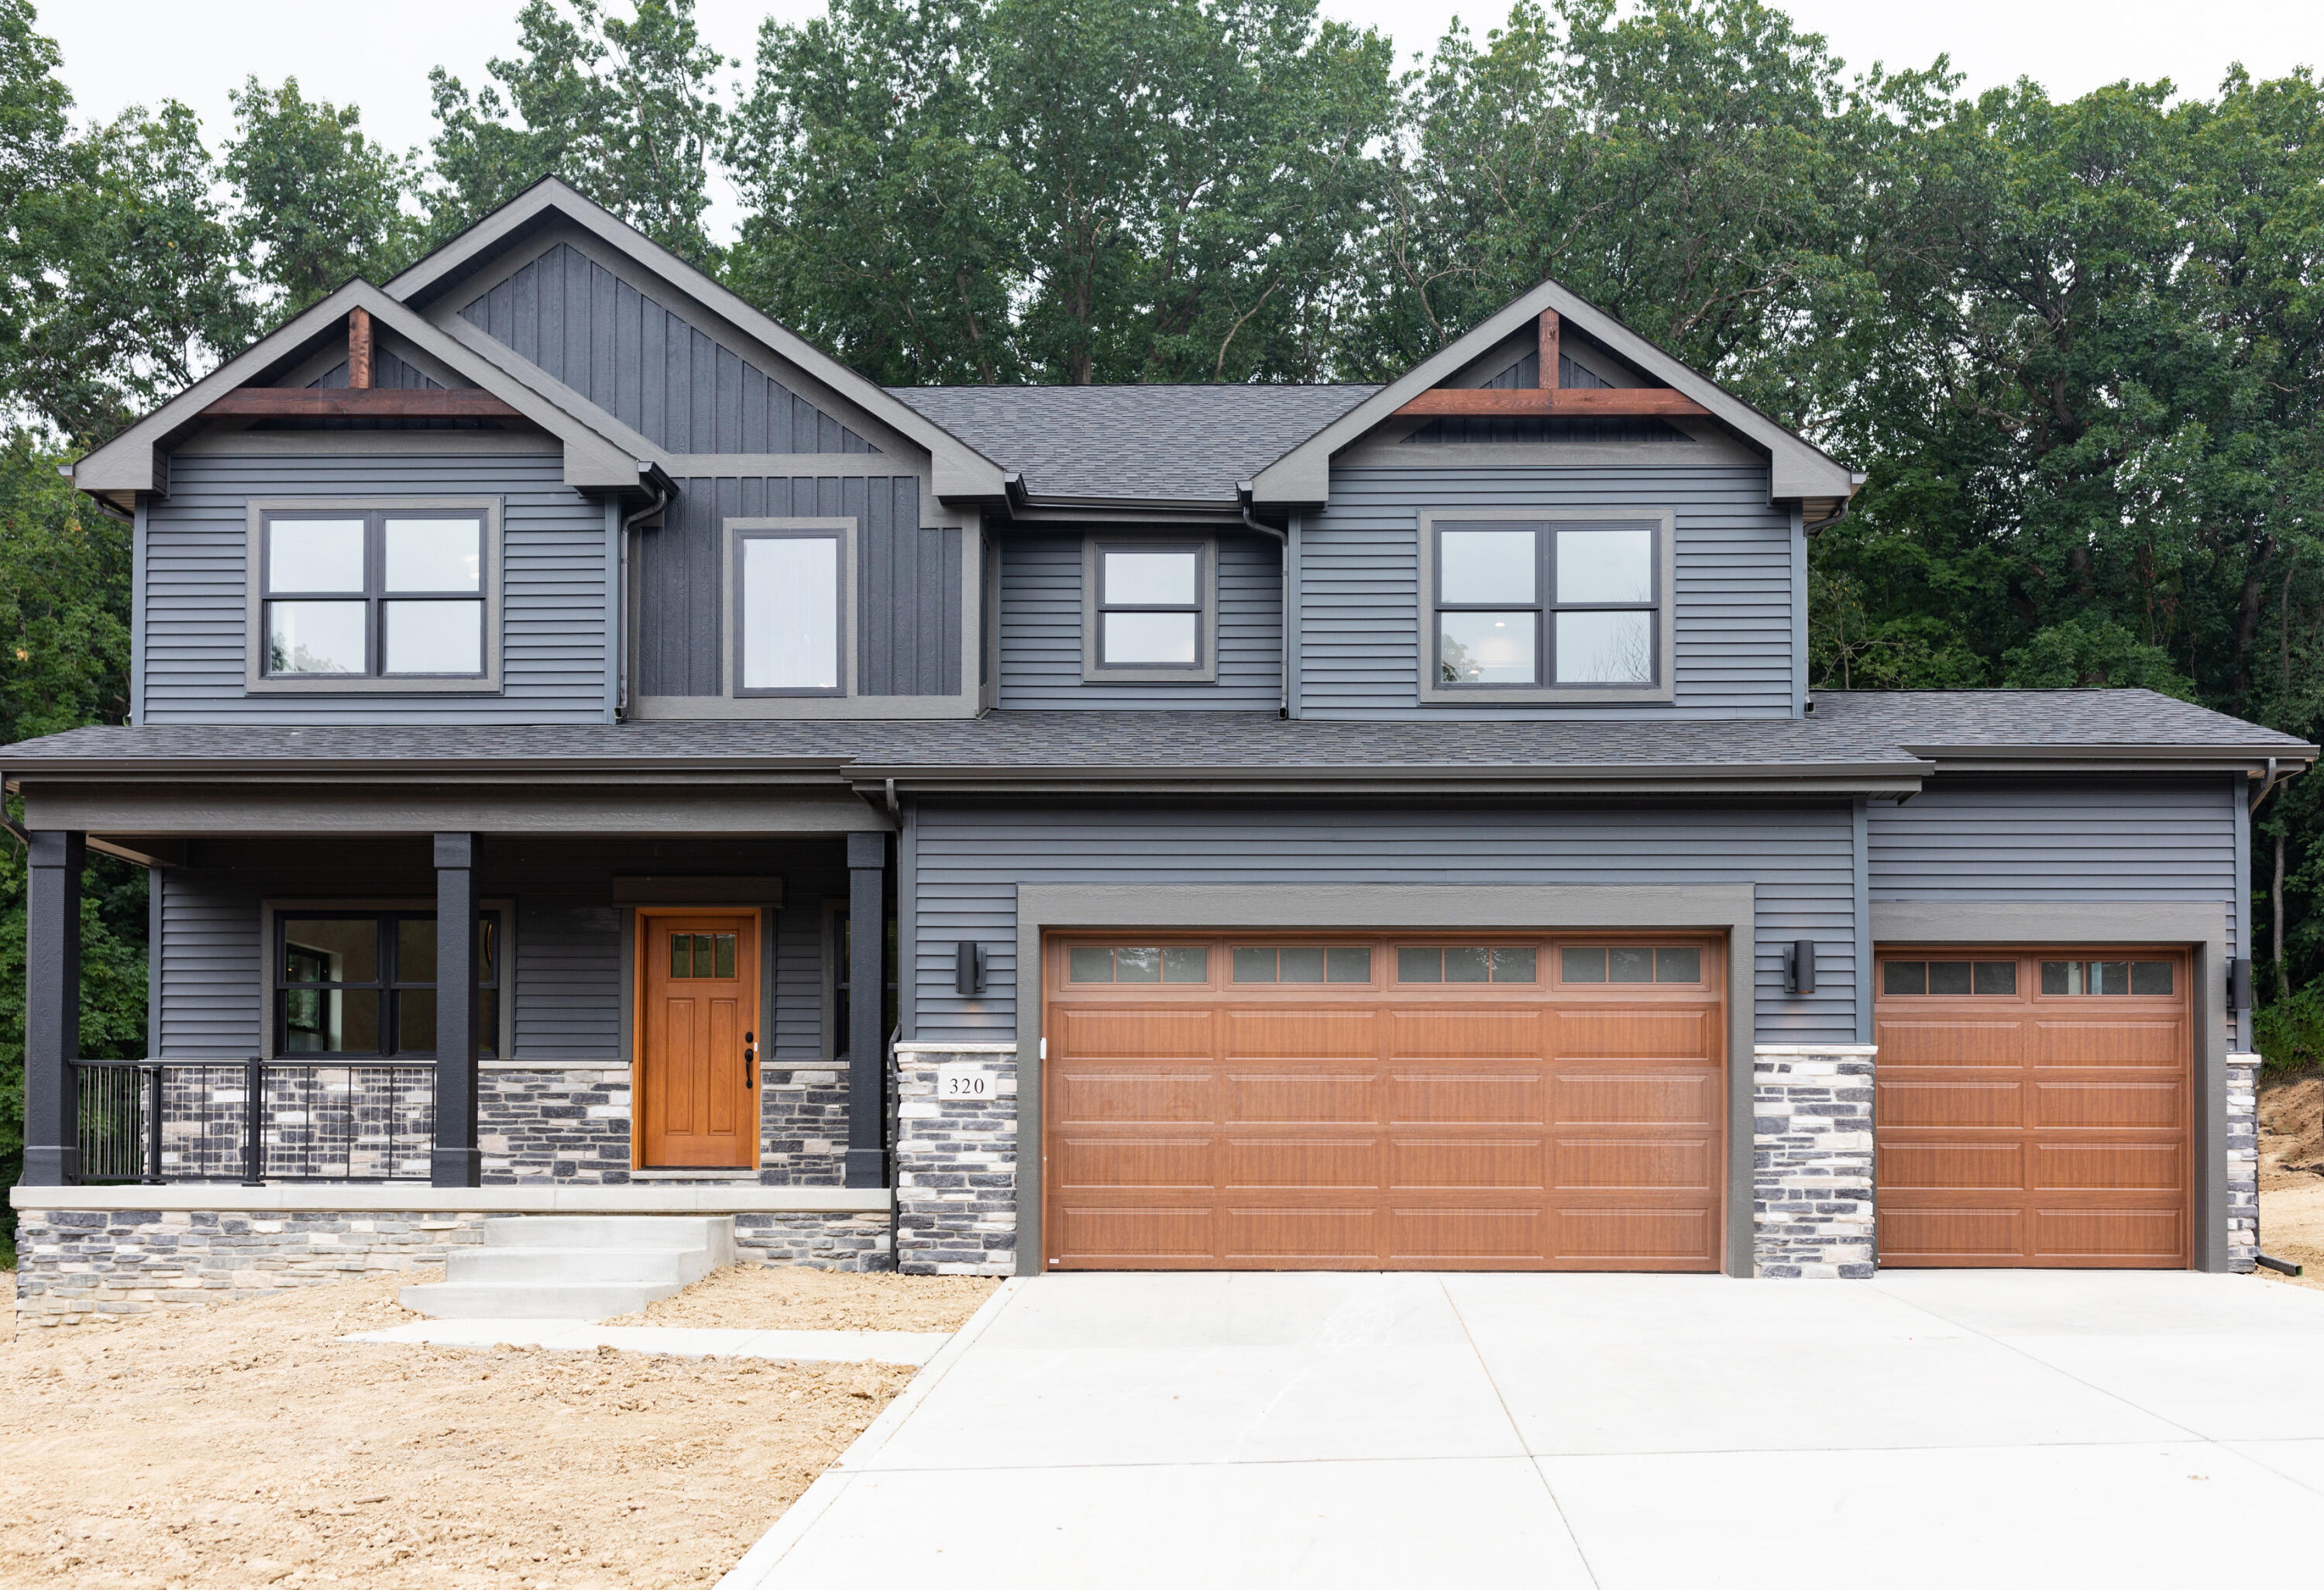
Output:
0 1267 936 1588
2257 1069 2324 1292
607 1265 998 1330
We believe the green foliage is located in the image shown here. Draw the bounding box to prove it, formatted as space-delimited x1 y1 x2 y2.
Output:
2001 615 2198 697
2256 979 2324 1072
222 77 423 315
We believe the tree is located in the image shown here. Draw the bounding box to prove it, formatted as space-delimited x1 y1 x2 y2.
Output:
222 76 423 315
427 0 727 265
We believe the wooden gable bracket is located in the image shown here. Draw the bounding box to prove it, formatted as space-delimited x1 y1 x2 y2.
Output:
197 304 524 420
1392 305 1710 418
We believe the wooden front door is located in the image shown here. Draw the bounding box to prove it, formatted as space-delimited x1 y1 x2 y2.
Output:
638 910 760 1168
1043 931 1726 1271
1875 946 2192 1267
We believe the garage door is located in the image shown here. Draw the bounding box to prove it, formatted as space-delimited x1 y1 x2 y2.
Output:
1041 932 1725 1271
1874 947 2192 1268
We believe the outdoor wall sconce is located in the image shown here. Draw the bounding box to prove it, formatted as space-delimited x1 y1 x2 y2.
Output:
1783 938 1816 995
2229 956 2253 1012
955 941 988 997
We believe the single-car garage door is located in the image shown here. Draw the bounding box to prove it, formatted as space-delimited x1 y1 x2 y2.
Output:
1875 947 2192 1268
1041 932 1725 1271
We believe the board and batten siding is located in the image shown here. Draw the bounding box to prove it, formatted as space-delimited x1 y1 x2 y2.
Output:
637 473 958 699
1300 465 1796 719
141 451 607 724
460 241 873 456
906 800 1861 1044
996 529 1282 709
1866 776 2245 962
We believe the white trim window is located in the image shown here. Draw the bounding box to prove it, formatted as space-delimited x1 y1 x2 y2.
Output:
734 526 846 696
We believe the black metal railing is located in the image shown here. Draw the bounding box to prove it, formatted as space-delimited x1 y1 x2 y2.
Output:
71 1058 435 1183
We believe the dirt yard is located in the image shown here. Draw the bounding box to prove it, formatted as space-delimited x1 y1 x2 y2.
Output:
0 1265 994 1588
2258 1069 2324 1292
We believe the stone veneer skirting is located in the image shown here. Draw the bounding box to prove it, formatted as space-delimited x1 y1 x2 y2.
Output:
8 1186 895 1327
893 1045 1019 1276
1752 1045 1877 1279
2228 1052 2259 1274
476 1059 853 1186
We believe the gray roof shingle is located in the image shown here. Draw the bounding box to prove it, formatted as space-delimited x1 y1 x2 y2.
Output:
888 384 1380 501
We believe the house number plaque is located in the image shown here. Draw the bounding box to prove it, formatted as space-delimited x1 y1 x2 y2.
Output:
935 1063 995 1100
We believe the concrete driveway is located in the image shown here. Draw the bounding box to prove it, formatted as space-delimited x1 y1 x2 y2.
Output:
724 1269 2324 1590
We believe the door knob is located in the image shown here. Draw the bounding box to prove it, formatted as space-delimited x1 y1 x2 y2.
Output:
744 1031 756 1087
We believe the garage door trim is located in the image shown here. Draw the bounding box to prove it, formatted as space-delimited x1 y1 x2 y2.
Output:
1011 883 1758 1277
1868 901 2229 1272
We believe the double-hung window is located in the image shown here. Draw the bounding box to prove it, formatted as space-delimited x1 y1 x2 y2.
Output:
1082 537 1217 682
1422 513 1669 701
252 502 498 690
732 521 847 697
276 911 501 1057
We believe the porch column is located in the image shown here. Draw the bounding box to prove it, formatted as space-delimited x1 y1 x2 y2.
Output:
431 831 481 1188
845 830 889 1187
22 830 84 1186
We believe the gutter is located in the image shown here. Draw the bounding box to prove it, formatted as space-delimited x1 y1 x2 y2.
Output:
1238 481 1291 719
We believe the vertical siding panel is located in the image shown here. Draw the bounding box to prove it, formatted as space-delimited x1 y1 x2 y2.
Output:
614 279 643 433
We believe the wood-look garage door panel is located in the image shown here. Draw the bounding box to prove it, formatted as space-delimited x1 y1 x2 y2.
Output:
1054 1071 1216 1125
1387 1070 1545 1124
1875 948 2190 1268
1388 1137 1545 1189
1551 1007 1713 1058
1045 932 1724 1272
1053 1137 1215 1189
1222 1072 1377 1124
1555 1070 1717 1126
1222 1137 1379 1189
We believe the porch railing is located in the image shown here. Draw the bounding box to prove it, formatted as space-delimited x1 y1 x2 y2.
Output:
72 1058 435 1184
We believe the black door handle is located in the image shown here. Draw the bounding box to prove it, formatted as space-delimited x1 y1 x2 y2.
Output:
744 1031 756 1087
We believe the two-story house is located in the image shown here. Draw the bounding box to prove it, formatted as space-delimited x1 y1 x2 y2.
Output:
9 179 2311 1317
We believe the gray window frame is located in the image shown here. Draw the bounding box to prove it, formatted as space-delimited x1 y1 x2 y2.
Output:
244 497 503 694
1081 534 1219 683
1416 508 1676 705
258 897 514 1061
726 517 855 700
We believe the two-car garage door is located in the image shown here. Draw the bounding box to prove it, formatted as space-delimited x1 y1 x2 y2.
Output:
1040 932 1725 1271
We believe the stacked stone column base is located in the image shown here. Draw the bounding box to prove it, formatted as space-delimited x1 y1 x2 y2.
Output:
892 1044 1019 1275
2228 1052 2259 1274
1753 1045 1876 1279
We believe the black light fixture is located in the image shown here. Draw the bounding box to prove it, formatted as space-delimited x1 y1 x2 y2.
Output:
1783 939 1817 995
954 941 988 997
2229 957 2254 1013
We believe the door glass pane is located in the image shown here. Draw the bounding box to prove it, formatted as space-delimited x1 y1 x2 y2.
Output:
1556 610 1652 683
1884 961 1927 996
383 600 483 674
2091 960 2131 995
1326 948 1370 983
266 601 366 674
2040 960 2081 995
1232 948 1276 983
1115 947 1162 983
283 919 376 984
281 987 380 1052
1656 947 1701 983
1610 947 1654 983
269 518 366 592
1928 961 1972 996
1444 946 1490 983
1069 947 1114 983
1490 948 1535 982
1278 947 1326 983
714 934 737 979
672 934 693 979
741 535 840 690
477 916 499 985
477 989 499 1056
2131 961 2173 995
396 918 436 983
1556 528 1652 603
383 518 482 591
1102 550 1198 606
1439 529 1536 604
693 934 715 978
1439 612 1538 684
1974 961 2016 995
1102 611 1198 665
1562 948 1607 983
1397 948 1442 983
1163 947 1208 983
398 988 436 1052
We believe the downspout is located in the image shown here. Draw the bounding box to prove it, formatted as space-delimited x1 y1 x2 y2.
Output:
1238 483 1289 718
617 468 673 720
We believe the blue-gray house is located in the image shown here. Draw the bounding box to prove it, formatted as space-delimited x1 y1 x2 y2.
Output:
8 179 2311 1318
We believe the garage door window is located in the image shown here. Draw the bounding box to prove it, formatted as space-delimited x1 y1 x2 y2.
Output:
1067 945 1208 984
1882 959 2017 996
1233 946 1371 983
1397 945 1535 983
1560 946 1700 984
2041 959 2173 996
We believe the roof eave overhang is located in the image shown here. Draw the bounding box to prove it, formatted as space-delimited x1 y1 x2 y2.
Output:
1909 744 2321 776
5 759 854 792
851 762 1933 797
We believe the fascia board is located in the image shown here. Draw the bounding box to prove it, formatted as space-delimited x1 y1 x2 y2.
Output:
1250 279 1858 506
385 179 1006 498
1912 743 2320 774
855 775 1930 797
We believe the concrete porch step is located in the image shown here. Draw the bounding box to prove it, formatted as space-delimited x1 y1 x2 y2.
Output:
399 1280 685 1319
480 1215 737 1255
401 1214 737 1321
444 1246 704 1285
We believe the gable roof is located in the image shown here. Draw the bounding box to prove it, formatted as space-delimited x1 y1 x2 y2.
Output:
71 280 645 500
383 178 1006 500
891 384 1379 505
1250 279 1861 508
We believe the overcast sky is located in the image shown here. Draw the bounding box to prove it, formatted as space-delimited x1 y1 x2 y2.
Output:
41 0 2323 242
